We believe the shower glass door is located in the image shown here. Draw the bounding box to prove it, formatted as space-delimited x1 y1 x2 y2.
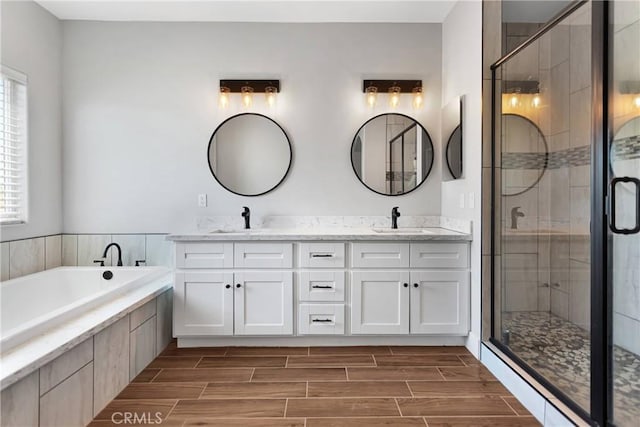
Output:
610 1 640 425
493 1 594 417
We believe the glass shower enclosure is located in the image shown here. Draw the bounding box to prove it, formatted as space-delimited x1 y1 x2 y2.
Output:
489 1 640 425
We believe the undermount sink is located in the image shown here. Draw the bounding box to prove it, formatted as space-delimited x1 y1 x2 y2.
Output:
208 229 252 234
373 228 434 234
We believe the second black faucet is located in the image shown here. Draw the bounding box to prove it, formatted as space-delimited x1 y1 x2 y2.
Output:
391 206 401 229
242 206 251 229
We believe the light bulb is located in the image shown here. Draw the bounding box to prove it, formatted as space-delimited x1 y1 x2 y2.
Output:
241 86 253 109
219 86 231 109
265 85 277 108
412 86 423 110
634 95 640 109
365 86 378 108
509 94 519 108
531 95 541 108
388 85 401 108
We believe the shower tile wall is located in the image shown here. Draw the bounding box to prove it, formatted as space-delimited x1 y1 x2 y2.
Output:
500 6 591 331
501 21 548 315
0 234 173 281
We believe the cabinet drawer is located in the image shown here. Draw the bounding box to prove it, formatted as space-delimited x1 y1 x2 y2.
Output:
410 243 469 268
299 271 345 302
351 243 409 268
234 243 293 269
176 243 233 269
299 243 346 268
298 304 345 335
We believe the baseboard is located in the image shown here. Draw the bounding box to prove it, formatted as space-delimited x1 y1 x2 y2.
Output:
465 331 481 357
177 335 468 347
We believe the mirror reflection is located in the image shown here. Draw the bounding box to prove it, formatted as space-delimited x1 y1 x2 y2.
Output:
443 97 463 180
351 113 434 196
611 116 640 179
446 125 463 179
208 113 292 196
501 113 548 196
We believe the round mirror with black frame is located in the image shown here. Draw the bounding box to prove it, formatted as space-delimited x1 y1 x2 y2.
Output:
350 113 434 196
207 113 292 197
446 124 463 179
501 113 549 197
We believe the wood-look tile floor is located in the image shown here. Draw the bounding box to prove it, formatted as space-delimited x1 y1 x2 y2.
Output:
89 342 541 426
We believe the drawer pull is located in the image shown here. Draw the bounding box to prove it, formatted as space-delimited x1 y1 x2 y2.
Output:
311 254 334 258
312 318 333 323
312 285 334 289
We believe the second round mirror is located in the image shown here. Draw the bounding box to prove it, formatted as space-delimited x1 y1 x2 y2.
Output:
351 113 434 196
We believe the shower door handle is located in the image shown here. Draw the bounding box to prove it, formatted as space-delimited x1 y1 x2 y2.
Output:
609 176 640 234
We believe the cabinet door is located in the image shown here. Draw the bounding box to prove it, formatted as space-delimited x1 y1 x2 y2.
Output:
174 271 234 336
234 271 293 335
351 271 410 335
410 271 469 335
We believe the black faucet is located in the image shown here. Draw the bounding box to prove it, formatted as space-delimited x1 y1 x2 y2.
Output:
511 206 525 230
391 206 401 229
242 206 250 229
102 242 123 266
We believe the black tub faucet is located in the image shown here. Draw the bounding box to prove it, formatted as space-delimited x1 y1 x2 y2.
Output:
511 206 525 230
102 242 123 266
242 206 251 229
391 206 401 229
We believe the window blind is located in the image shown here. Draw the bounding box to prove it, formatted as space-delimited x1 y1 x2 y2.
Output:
0 67 28 224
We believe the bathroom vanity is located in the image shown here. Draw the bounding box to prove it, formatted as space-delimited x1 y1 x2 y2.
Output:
168 226 472 346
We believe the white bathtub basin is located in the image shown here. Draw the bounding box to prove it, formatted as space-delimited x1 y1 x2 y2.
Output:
0 266 169 353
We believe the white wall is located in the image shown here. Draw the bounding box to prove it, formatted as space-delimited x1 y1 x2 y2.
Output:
441 0 483 355
62 22 442 233
0 1 62 241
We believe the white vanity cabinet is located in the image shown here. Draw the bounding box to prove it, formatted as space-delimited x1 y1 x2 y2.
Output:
172 238 471 342
174 242 294 337
350 242 470 336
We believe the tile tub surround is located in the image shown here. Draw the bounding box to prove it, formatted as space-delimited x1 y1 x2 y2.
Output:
0 233 173 281
0 235 62 281
0 289 173 427
88 343 539 426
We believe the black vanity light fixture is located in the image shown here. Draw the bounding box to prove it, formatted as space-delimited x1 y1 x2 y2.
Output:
503 80 541 109
219 79 280 109
363 80 423 110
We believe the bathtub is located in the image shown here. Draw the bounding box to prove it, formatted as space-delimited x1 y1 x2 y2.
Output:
0 266 170 353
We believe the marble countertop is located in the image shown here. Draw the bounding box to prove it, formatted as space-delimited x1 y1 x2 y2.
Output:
0 273 172 391
167 227 472 242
